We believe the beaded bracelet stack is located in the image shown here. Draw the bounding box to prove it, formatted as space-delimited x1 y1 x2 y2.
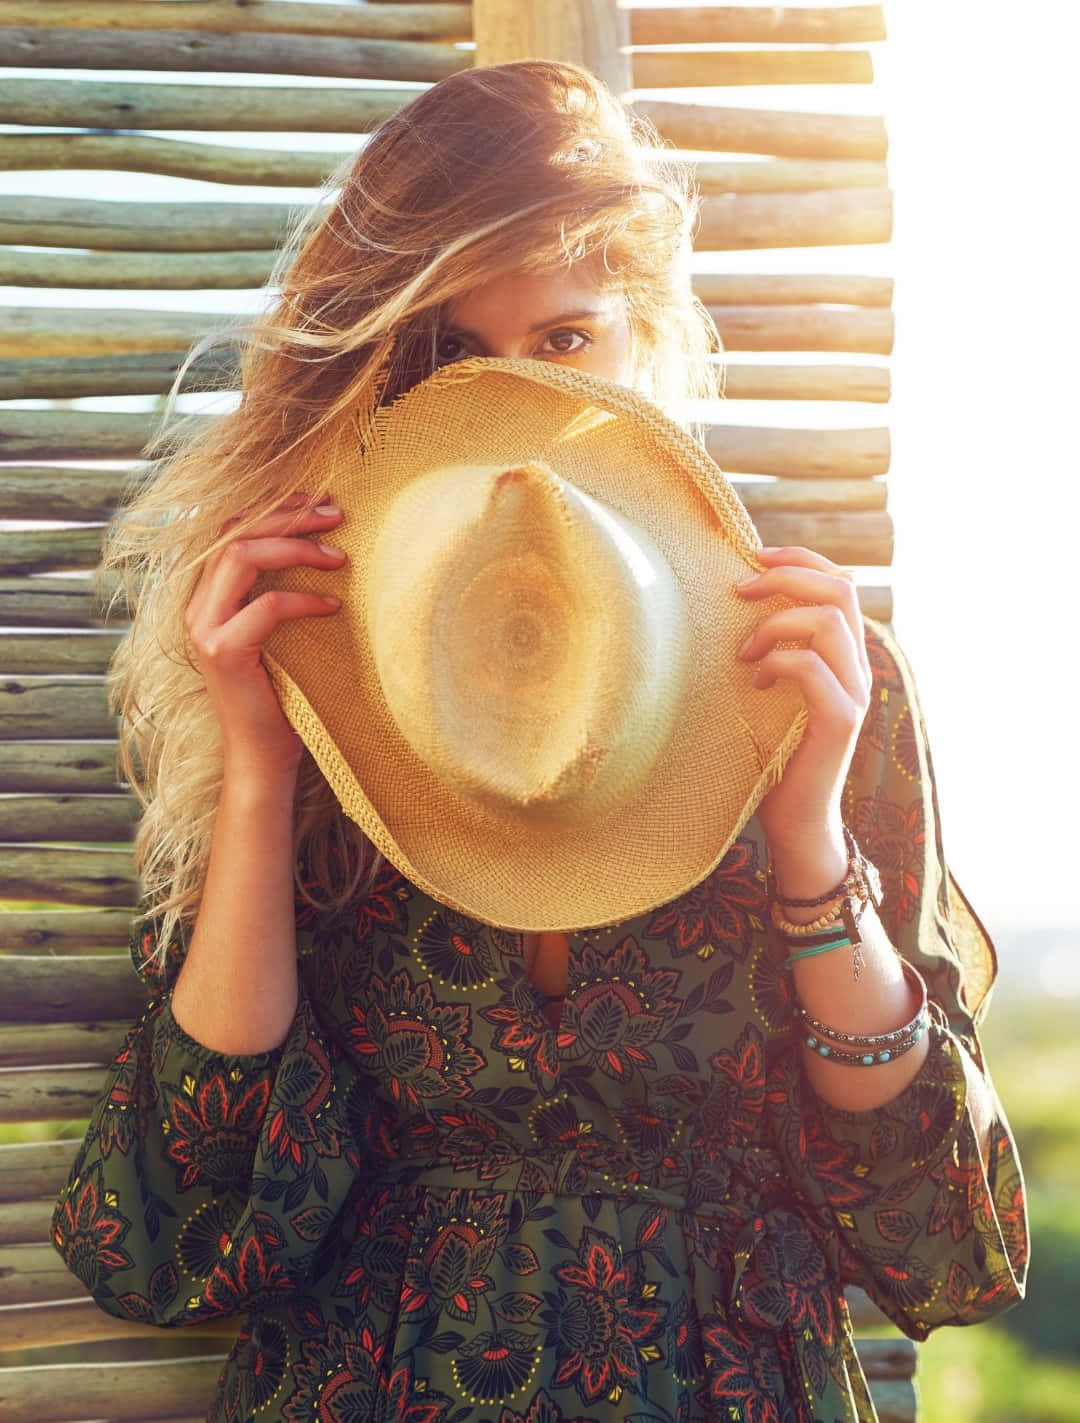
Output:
796 958 930 1066
766 824 883 982
766 824 930 1068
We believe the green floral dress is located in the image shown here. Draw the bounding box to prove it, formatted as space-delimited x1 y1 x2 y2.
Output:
52 619 1028 1423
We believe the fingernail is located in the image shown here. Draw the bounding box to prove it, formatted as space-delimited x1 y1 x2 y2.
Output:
315 503 340 516
317 542 345 557
738 635 754 657
321 594 341 607
735 575 758 589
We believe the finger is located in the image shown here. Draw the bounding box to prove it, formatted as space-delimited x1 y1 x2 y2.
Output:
190 536 347 630
751 646 867 738
740 604 870 704
757 545 854 580
736 563 870 685
195 589 342 667
219 493 341 542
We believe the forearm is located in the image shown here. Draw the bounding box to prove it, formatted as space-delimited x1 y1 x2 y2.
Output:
170 766 300 1054
770 822 993 1168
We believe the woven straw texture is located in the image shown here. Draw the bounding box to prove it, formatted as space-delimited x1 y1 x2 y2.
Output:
258 357 809 931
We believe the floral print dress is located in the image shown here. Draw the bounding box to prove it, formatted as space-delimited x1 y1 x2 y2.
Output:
52 619 1029 1423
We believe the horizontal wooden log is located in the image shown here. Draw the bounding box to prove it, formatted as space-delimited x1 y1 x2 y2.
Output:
2 957 142 1025
0 77 413 133
632 48 872 89
0 633 123 677
709 426 889 478
688 157 888 194
630 5 886 45
697 188 892 250
1 191 891 262
0 576 123 630
2 27 467 83
0 352 890 404
0 909 134 953
0 466 141 521
0 3 473 42
709 306 894 354
0 194 301 253
0 1020 131 1071
0 1143 78 1209
0 135 886 200
692 274 893 307
0 845 138 907
0 246 277 289
751 511 893 564
0 1241 83 1307
0 1067 114 1124
735 478 886 513
719 363 890 402
2 306 225 359
0 1355 256 1419
0 679 115 740
0 731 126 793
0 1296 238 1353
0 407 169 458
0 795 139 845
637 99 888 160
0 1198 54 1245
0 527 106 577
3 957 142 1026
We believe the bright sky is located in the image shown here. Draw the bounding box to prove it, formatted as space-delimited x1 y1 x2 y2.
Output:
2 3 1076 935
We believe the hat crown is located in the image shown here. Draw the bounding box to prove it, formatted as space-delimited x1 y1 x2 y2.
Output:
368 460 690 821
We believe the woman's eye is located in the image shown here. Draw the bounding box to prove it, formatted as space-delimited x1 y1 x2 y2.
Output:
543 328 592 356
434 332 467 365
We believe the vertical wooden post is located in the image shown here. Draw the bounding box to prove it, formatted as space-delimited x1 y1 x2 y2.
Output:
473 0 632 97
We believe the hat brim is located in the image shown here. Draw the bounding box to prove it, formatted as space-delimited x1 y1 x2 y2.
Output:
259 357 808 931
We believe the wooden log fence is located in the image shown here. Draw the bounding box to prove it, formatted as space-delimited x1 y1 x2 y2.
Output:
0 2 912 1416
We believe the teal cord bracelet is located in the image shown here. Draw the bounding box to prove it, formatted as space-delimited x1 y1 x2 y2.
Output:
785 934 852 967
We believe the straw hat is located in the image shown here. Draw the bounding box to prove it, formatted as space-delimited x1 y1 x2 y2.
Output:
256 356 808 931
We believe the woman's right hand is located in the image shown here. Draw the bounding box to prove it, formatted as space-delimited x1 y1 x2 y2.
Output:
183 489 347 785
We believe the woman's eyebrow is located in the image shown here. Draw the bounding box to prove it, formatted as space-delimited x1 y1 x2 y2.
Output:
444 308 607 341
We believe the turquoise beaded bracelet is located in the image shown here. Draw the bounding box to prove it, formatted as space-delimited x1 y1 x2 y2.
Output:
794 958 931 1067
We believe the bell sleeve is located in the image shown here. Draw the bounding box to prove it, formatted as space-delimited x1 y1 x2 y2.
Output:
50 901 362 1328
765 616 1029 1341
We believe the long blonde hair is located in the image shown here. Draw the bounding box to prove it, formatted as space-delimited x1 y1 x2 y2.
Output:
103 59 724 959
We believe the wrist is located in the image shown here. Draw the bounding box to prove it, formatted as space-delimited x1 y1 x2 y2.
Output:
221 756 300 809
766 819 847 905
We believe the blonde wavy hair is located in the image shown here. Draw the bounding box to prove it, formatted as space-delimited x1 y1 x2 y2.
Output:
102 59 724 960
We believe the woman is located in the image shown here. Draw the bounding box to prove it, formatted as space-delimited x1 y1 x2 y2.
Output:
52 61 1027 1422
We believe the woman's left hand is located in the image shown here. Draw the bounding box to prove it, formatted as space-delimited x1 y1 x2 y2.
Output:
736 545 872 854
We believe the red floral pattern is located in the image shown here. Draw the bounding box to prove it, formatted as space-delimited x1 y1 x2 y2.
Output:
53 620 1028 1420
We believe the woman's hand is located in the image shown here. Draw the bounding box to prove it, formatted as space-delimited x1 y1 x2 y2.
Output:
183 490 347 785
736 545 872 857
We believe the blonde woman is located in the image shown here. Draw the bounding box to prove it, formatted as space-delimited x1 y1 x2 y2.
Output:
52 61 1027 1423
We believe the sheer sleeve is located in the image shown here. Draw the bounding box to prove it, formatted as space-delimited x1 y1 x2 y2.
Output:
50 904 362 1327
766 617 1029 1340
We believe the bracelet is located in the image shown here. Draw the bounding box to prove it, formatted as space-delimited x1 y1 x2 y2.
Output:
766 825 883 981
795 958 930 1065
785 934 853 967
802 1026 924 1067
772 825 862 907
